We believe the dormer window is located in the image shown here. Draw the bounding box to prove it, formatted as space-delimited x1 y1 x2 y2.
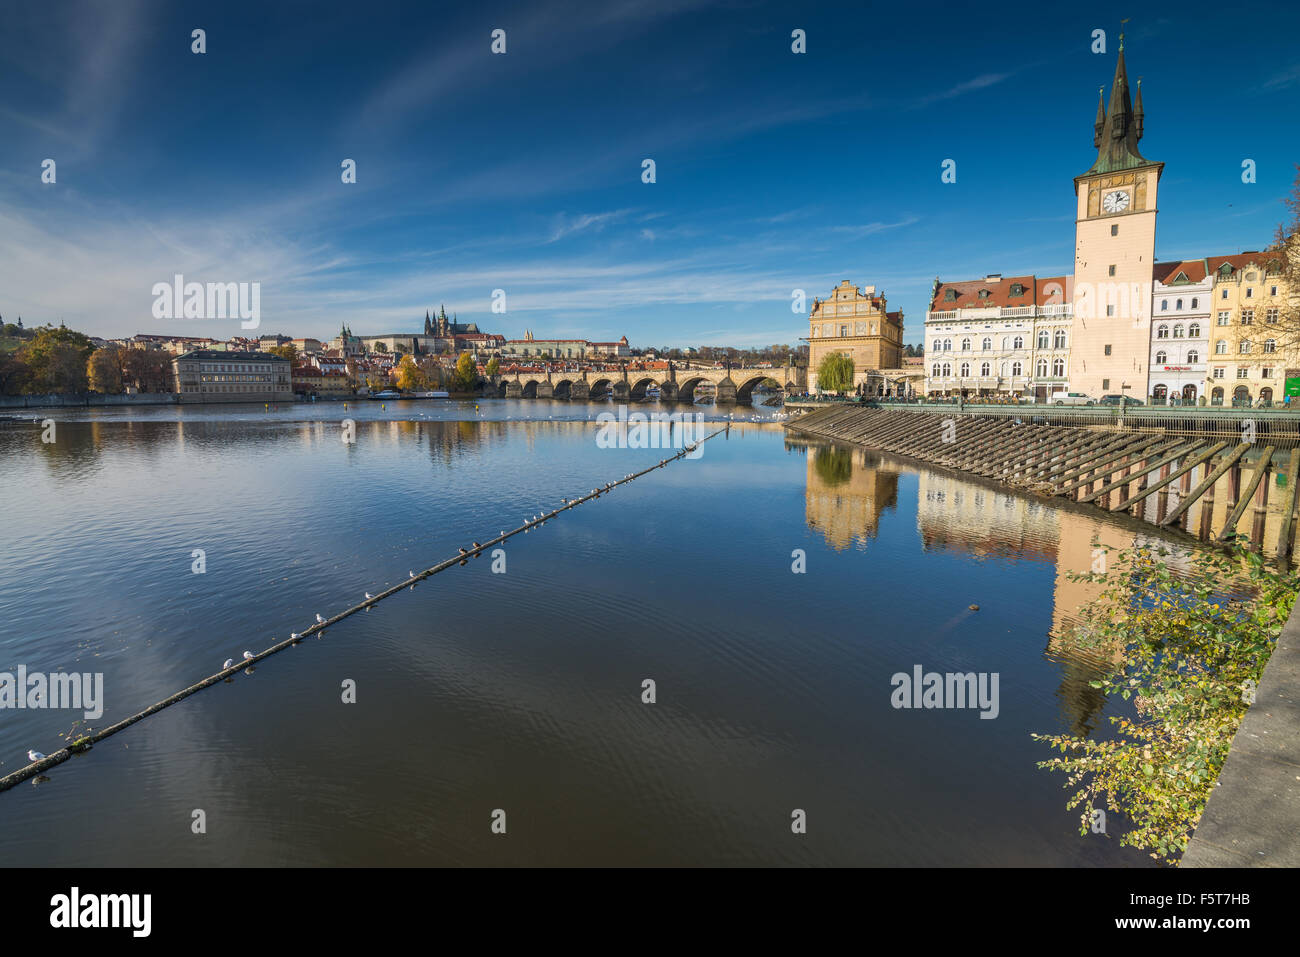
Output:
944 289 957 302
978 289 990 300
1009 283 1024 296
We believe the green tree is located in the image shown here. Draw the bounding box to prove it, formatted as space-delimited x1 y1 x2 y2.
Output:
485 356 500 376
18 325 94 393
269 343 299 365
817 352 854 394
1033 546 1299 862
452 352 478 392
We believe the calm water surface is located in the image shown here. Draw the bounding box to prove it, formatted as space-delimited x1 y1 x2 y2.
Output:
0 400 1182 865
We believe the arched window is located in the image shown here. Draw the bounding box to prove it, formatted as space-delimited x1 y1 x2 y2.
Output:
1156 324 1169 339
1011 361 1023 376
1234 385 1251 404
1053 330 1067 349
1052 358 1065 376
1215 340 1227 354
1188 322 1200 338
943 338 952 351
980 362 990 376
1191 297 1199 309
1037 330 1049 349
1211 386 1224 405
1036 359 1048 377
1176 298 1183 310
1172 325 1184 338
959 362 970 376
1261 387 1274 403
1265 339 1277 353
960 337 971 351
1186 349 1199 363
932 339 941 352
1012 335 1024 349
981 337 992 350
932 364 941 378
1160 300 1169 311
1155 350 1167 364
1152 384 1168 404
942 362 952 376
1240 340 1252 354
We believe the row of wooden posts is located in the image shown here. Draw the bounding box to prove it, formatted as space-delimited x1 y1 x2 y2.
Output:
786 406 1300 561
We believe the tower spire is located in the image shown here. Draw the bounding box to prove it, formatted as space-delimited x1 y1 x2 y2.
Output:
1093 86 1106 148
1085 31 1151 174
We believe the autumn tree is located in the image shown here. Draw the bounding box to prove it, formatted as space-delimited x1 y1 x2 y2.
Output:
485 356 500 376
18 325 94 393
87 345 124 393
393 354 431 392
269 343 299 365
452 352 478 392
1269 164 1300 355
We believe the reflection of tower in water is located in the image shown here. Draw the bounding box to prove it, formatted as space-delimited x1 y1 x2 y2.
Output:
802 443 900 550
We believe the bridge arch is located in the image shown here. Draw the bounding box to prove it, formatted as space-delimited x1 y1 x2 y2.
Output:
676 376 708 403
589 378 613 398
734 374 781 404
630 376 660 399
552 378 573 399
521 380 538 399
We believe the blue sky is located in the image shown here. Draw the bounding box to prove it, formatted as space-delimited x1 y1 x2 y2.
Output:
2 0 1298 348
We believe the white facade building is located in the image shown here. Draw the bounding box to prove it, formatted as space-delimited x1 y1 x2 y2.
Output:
1147 260 1211 405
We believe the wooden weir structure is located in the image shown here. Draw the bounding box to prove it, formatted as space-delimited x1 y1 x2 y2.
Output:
785 403 1300 561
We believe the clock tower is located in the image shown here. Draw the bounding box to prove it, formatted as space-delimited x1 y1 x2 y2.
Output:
1069 34 1163 399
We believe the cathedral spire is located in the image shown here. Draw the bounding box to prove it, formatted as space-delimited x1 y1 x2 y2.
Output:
1085 31 1151 174
1093 86 1106 148
1133 78 1144 140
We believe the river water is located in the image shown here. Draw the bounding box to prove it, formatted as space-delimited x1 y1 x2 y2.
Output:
0 399 1183 865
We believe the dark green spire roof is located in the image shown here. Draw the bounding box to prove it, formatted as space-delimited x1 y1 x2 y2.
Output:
1085 36 1155 175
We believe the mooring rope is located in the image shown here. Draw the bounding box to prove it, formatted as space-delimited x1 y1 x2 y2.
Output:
1 425 728 794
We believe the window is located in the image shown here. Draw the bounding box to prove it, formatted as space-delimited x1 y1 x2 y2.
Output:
1052 358 1065 376
1267 308 1279 323
1217 311 1230 325
944 289 957 302
1270 285 1279 297
932 364 941 377
1213 368 1225 379
1265 339 1277 353
1104 344 1112 356
1036 359 1048 377
1037 330 1049 349
1111 224 1118 236
1263 367 1274 379
1237 368 1249 379
1155 350 1167 364
933 339 942 352
1176 299 1184 310
1010 283 1024 296
1240 340 1252 354
1106 305 1116 317
960 362 970 376
1012 335 1023 349
1246 288 1254 298
1241 310 1254 325
1172 325 1184 338
839 325 848 337
1215 340 1228 354
943 338 952 351
961 337 971 351
1191 298 1199 309
1188 322 1200 338
1156 324 1169 339
980 362 990 376
1109 265 1117 277
1160 300 1168 311
942 362 952 376
981 337 992 350
1011 361 1022 376
1187 350 1199 363
1053 330 1067 348
1222 289 1229 299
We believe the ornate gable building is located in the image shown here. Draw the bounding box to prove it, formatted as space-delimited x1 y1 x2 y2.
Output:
806 280 903 393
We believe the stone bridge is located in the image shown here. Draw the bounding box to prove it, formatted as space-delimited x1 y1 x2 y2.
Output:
497 364 806 404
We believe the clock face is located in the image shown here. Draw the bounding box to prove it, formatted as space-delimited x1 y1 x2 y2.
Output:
1102 189 1131 214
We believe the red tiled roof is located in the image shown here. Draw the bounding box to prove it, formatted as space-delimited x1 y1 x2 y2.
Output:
1152 260 1208 284
930 275 1037 311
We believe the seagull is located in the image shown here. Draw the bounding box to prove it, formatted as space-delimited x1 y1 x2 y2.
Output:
243 651 255 661
290 633 300 641
409 571 416 578
316 613 326 624
223 658 234 669
458 547 468 556
472 542 481 550
365 592 373 600
28 750 45 762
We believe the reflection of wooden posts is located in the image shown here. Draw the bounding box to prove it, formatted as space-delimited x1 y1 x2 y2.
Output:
1199 467 1218 539
1155 460 1171 523
1218 447 1274 544
1275 448 1300 564
1225 459 1242 512
1250 462 1271 548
